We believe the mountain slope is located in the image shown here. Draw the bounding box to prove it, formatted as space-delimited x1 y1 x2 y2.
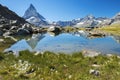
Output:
0 4 26 24
23 4 48 27
0 4 33 36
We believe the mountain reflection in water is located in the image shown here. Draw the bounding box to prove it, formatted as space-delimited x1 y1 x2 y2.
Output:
4 31 120 55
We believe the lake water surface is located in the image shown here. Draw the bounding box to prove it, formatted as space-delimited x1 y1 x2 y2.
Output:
4 32 120 55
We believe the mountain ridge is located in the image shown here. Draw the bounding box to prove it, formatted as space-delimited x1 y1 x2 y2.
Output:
0 4 26 24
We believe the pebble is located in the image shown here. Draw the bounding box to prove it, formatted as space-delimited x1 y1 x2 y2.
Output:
106 54 113 57
82 50 101 57
92 64 101 67
0 39 4 42
89 69 100 76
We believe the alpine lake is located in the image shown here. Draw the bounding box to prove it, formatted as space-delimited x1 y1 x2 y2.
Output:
1 30 120 55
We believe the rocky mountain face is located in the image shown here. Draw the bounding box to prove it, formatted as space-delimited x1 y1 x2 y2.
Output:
23 4 48 27
0 4 33 36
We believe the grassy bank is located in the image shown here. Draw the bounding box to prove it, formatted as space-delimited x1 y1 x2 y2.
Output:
99 24 120 36
0 51 120 80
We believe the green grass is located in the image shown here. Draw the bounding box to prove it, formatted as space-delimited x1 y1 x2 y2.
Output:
0 50 120 80
99 24 120 36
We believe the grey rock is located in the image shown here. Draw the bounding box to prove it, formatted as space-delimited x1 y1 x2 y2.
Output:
22 23 33 34
92 64 101 67
106 54 114 57
89 69 100 76
4 36 17 42
10 26 18 30
82 50 101 57
3 31 12 36
0 39 4 42
17 28 30 35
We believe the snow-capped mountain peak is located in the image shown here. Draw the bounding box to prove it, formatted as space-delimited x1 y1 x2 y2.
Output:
83 14 95 20
23 4 48 26
29 4 36 11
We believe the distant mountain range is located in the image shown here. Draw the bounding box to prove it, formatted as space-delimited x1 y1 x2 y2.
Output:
23 4 120 27
55 15 111 27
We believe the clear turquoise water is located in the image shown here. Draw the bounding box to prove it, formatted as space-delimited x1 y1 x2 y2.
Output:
5 33 120 54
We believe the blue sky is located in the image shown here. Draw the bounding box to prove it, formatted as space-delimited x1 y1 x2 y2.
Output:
0 0 120 21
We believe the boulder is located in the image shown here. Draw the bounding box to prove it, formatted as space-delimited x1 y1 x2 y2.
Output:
0 39 4 42
17 28 30 35
89 69 100 76
10 26 18 30
22 23 33 34
82 50 101 57
3 31 13 36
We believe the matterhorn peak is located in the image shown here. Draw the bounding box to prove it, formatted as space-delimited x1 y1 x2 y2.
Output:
30 4 34 8
23 4 39 19
29 4 36 11
23 4 48 26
